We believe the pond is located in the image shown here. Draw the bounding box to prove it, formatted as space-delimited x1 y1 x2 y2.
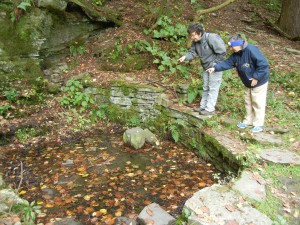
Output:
1 126 216 224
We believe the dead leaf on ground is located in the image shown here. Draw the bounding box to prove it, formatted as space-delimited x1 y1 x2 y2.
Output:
225 204 235 212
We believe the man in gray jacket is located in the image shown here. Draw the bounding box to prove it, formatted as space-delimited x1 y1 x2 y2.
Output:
178 24 226 115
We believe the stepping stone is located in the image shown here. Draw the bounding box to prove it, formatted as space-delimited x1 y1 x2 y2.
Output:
137 203 175 225
232 171 266 201
251 132 283 146
260 150 300 164
184 184 272 225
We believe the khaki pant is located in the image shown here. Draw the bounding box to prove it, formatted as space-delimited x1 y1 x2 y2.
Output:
243 82 268 127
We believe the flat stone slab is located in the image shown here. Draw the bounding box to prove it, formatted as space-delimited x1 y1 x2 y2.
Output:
184 185 272 225
260 150 300 164
137 203 175 225
251 132 283 146
232 171 266 201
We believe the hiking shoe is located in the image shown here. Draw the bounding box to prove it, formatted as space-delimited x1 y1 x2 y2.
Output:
250 126 263 133
193 107 205 113
200 110 215 116
237 122 251 129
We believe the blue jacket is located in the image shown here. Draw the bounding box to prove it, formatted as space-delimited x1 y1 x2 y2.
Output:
214 42 269 88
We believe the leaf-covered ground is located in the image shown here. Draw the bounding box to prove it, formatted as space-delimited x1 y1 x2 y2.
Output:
2 124 215 224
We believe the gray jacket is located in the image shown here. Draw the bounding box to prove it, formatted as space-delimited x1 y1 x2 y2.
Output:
184 32 226 70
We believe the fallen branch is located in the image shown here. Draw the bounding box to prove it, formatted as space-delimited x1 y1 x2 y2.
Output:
194 0 237 22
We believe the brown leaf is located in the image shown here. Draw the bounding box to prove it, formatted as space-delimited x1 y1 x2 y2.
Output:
144 218 154 225
225 204 235 212
225 220 239 225
146 208 153 216
200 206 209 213
143 200 152 205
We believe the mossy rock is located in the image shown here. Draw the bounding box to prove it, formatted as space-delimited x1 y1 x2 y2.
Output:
124 54 148 71
47 82 62 94
69 0 122 25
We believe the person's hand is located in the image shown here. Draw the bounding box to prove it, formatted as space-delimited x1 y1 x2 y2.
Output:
178 56 186 63
249 78 258 86
206 67 215 74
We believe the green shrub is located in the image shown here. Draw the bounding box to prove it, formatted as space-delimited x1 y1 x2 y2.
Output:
60 79 95 111
15 127 38 143
13 200 41 225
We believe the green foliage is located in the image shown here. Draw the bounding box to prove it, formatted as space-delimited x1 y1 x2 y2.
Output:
187 78 202 103
141 0 185 28
272 215 289 225
254 164 300 222
62 109 92 132
69 42 86 57
135 16 192 77
218 69 244 117
90 104 109 122
4 88 20 102
126 115 142 127
168 119 186 142
0 103 11 117
111 37 122 60
175 208 191 225
60 79 95 111
135 40 190 77
13 200 41 225
91 0 105 6
151 16 187 44
270 70 299 94
249 0 281 12
235 151 259 168
203 117 220 128
15 127 38 143
17 1 31 11
10 0 33 23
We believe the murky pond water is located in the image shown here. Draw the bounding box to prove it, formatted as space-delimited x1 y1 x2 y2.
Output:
1 128 216 224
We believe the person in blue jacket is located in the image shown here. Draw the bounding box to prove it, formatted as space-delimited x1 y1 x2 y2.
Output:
206 34 269 133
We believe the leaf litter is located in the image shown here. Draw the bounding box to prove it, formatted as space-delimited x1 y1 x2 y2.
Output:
2 126 216 224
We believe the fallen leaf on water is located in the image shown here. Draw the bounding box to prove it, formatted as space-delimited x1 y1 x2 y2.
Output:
143 200 152 205
19 190 26 195
115 211 122 217
79 173 89 177
99 208 107 214
84 195 91 201
45 203 54 208
84 207 94 214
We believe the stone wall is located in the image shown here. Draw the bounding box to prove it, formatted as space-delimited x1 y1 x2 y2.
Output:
93 81 246 173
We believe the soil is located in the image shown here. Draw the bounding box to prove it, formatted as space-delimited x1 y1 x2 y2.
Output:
66 0 300 87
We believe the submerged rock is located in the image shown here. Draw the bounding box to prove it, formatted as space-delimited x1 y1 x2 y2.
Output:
123 127 145 149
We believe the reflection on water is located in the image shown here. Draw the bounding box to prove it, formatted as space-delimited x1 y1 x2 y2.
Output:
2 130 216 224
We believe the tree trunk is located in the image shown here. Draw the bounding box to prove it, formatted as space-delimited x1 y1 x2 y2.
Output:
194 0 237 22
277 0 300 40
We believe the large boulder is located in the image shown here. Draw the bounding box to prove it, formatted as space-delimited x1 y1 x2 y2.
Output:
123 127 145 149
